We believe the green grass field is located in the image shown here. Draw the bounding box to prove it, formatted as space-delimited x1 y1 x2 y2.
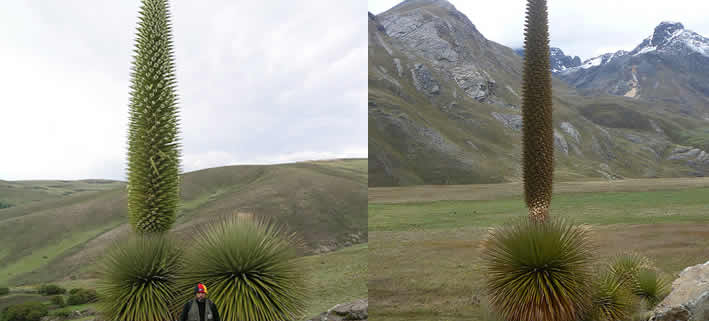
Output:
369 178 709 321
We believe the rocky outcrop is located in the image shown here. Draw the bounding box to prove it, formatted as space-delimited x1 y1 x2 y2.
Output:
554 129 569 155
560 122 581 144
379 6 460 63
393 58 403 77
668 145 709 164
648 260 709 321
372 109 466 161
309 299 368 321
410 63 440 96
491 112 522 131
374 65 402 89
377 1 499 102
452 66 496 101
597 163 622 180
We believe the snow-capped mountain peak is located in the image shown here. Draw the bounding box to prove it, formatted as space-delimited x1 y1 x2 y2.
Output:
630 22 709 57
560 50 628 74
651 21 685 46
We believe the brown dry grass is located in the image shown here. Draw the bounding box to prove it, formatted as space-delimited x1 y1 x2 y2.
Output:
369 223 709 321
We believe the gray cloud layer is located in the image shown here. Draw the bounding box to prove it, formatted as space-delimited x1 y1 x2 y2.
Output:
1 1 366 180
369 0 709 60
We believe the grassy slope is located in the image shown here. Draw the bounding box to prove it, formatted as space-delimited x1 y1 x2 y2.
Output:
0 159 367 286
0 243 368 320
0 180 122 209
369 178 709 321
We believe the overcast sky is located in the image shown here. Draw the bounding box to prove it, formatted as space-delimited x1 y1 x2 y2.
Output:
0 1 366 181
369 0 709 61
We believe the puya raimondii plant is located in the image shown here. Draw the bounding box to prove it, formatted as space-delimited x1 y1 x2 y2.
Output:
126 0 181 233
97 1 183 320
521 0 555 222
482 2 598 321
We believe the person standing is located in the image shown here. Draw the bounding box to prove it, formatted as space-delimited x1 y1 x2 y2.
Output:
180 283 221 321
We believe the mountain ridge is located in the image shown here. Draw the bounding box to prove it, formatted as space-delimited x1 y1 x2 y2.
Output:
557 21 709 110
369 0 709 187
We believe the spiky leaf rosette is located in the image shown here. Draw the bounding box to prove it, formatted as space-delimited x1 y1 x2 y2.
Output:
587 272 634 321
127 0 181 233
96 234 183 321
481 218 594 321
632 268 669 308
608 252 652 287
175 215 307 321
521 0 554 222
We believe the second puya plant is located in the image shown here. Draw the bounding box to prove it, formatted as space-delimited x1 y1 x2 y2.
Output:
481 1 668 321
96 1 306 321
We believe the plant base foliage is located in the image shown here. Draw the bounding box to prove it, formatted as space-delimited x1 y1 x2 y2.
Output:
96 234 183 321
175 216 307 321
482 218 595 321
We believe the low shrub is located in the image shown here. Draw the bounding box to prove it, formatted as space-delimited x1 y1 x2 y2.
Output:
52 310 71 318
38 284 66 296
0 302 48 321
0 286 9 296
50 295 66 307
67 289 98 305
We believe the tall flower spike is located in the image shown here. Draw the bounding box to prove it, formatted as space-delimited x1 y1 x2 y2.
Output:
126 0 181 233
521 0 554 222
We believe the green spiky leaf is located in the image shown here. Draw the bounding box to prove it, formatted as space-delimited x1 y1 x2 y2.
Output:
587 272 634 321
608 252 652 287
481 218 595 321
521 0 554 221
632 268 669 308
175 215 307 321
96 234 183 321
127 0 181 233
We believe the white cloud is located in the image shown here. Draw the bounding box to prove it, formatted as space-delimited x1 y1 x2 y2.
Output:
0 0 367 180
369 0 709 61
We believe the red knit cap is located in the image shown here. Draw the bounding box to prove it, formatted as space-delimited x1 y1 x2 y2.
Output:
195 283 208 294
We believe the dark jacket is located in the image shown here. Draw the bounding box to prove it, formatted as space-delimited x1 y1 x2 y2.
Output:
180 298 220 321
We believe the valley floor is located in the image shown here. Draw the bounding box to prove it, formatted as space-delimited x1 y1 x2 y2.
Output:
369 177 709 321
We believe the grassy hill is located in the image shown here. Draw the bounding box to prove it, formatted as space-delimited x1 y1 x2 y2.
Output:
369 177 709 321
0 180 123 209
0 159 367 286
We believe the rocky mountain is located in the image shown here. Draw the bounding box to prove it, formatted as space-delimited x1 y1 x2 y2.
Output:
516 47 582 72
557 21 709 118
369 0 709 187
